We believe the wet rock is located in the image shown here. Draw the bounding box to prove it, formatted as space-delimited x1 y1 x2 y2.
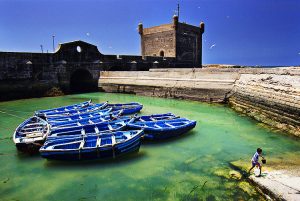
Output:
214 168 242 180
229 170 242 180
214 168 231 179
238 181 257 196
44 87 64 97
184 156 199 165
2 177 9 183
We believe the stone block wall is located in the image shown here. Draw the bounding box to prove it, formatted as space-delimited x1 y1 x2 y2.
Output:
176 23 202 64
229 69 300 137
139 17 204 67
99 68 239 102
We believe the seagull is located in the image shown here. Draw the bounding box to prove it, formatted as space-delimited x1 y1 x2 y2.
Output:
210 44 216 49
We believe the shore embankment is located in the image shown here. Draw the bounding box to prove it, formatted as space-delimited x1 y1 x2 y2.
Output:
230 152 300 201
99 67 300 138
229 67 300 138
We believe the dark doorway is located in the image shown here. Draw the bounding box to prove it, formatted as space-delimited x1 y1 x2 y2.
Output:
70 69 97 92
160 51 164 57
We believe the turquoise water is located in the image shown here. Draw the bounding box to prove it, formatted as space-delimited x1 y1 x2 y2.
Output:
0 92 299 201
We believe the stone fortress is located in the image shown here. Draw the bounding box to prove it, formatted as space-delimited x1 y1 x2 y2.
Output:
139 15 204 66
0 15 204 100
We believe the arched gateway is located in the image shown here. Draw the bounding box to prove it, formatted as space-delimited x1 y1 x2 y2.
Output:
70 69 98 92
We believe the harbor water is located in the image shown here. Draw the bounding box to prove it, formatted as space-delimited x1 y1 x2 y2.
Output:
0 92 299 201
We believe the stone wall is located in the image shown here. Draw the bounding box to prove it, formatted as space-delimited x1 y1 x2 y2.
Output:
176 23 203 64
229 68 300 137
98 67 300 137
99 68 239 102
0 40 197 101
143 30 175 57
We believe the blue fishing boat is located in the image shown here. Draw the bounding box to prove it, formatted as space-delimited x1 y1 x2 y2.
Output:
133 113 178 122
127 118 196 140
35 100 92 117
107 102 143 115
48 117 134 138
13 116 50 153
40 130 144 160
41 102 108 118
46 108 113 122
49 110 123 129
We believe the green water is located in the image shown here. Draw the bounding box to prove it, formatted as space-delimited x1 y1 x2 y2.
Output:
0 92 299 201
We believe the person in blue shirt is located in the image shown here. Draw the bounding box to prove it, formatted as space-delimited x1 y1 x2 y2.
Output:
248 148 265 176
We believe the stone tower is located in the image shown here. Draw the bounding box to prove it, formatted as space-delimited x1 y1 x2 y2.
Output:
138 15 205 67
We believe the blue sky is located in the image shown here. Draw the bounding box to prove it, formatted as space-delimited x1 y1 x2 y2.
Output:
0 0 299 66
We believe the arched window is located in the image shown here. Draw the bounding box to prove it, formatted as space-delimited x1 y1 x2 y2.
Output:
160 51 164 57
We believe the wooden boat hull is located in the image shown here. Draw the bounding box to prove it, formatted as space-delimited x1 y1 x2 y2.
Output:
15 140 45 154
42 102 108 118
107 102 143 115
13 116 50 153
127 118 196 140
40 131 143 161
35 100 92 117
49 110 123 129
134 113 177 122
143 122 196 140
48 117 133 138
46 108 113 122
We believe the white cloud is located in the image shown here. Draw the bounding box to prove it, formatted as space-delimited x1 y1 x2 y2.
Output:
86 32 90 36
198 6 201 9
108 46 113 49
210 44 216 49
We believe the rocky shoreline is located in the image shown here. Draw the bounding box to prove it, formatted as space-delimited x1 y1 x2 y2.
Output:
229 68 300 138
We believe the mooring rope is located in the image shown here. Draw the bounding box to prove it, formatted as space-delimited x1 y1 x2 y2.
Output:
0 108 32 113
0 110 26 120
0 125 12 131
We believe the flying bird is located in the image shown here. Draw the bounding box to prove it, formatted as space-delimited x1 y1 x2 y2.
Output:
210 44 216 49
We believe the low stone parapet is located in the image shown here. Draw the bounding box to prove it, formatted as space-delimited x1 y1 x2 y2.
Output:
99 69 239 102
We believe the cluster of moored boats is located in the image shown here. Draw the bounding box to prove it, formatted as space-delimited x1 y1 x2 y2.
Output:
13 100 196 161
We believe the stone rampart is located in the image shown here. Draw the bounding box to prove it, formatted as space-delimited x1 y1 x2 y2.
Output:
0 40 199 101
99 68 239 102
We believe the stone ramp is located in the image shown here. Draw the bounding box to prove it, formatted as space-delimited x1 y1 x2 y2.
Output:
249 170 300 201
230 159 300 201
